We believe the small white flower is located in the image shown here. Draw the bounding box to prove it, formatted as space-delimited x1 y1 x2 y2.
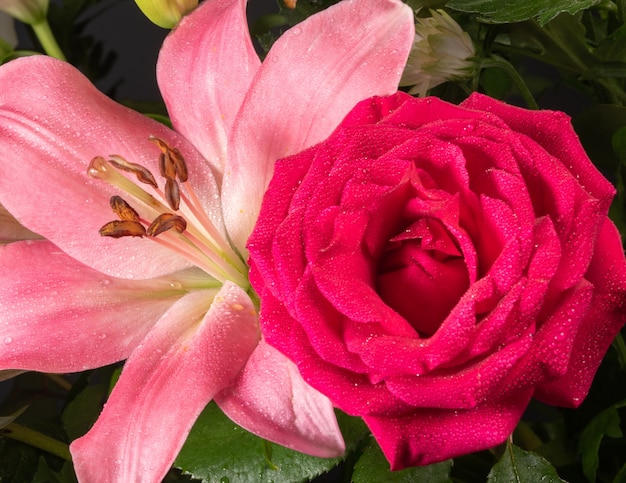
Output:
400 9 476 97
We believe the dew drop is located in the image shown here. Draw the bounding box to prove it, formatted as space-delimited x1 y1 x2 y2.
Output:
4 336 12 344
291 26 301 35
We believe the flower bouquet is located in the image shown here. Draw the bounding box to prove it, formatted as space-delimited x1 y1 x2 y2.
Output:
0 0 625 482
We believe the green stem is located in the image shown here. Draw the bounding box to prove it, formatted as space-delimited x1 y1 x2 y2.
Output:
3 423 72 461
618 0 626 25
597 77 626 105
31 20 66 61
480 55 539 109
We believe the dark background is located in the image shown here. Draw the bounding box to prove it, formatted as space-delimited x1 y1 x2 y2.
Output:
15 0 280 103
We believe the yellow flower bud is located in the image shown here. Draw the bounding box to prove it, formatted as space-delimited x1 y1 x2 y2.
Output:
0 0 48 25
400 9 476 97
134 0 198 29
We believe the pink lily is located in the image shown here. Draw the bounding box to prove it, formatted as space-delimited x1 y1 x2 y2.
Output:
0 0 414 481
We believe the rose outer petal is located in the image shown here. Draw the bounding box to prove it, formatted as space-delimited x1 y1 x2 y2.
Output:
364 388 533 468
535 219 626 406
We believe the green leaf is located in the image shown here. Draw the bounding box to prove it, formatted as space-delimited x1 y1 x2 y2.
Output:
595 24 626 64
612 126 626 164
352 439 453 483
0 37 13 58
487 441 566 482
61 382 107 441
615 459 626 483
174 402 369 482
578 401 626 482
581 62 626 80
507 13 597 75
447 0 599 25
0 438 40 483
573 104 626 171
33 457 77 483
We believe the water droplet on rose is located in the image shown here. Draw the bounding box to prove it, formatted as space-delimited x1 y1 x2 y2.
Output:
4 337 12 344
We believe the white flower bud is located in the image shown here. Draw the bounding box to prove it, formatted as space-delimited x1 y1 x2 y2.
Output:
400 9 476 97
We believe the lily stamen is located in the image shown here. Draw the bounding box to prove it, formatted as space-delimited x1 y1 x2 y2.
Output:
88 139 249 288
147 213 187 236
108 154 159 189
88 156 169 216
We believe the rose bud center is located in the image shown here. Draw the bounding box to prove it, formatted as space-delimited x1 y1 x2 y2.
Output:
370 173 469 337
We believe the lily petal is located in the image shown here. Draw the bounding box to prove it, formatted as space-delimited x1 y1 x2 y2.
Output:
71 283 260 483
157 0 260 178
215 339 345 458
0 56 222 279
0 241 179 372
222 0 415 254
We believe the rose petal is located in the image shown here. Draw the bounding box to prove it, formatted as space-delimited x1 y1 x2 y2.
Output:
364 388 533 468
215 339 345 458
71 283 260 483
0 241 178 372
385 327 534 409
461 93 616 207
254 279 402 415
535 219 626 406
157 0 260 178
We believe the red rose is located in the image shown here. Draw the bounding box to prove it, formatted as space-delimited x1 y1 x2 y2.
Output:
247 92 626 468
